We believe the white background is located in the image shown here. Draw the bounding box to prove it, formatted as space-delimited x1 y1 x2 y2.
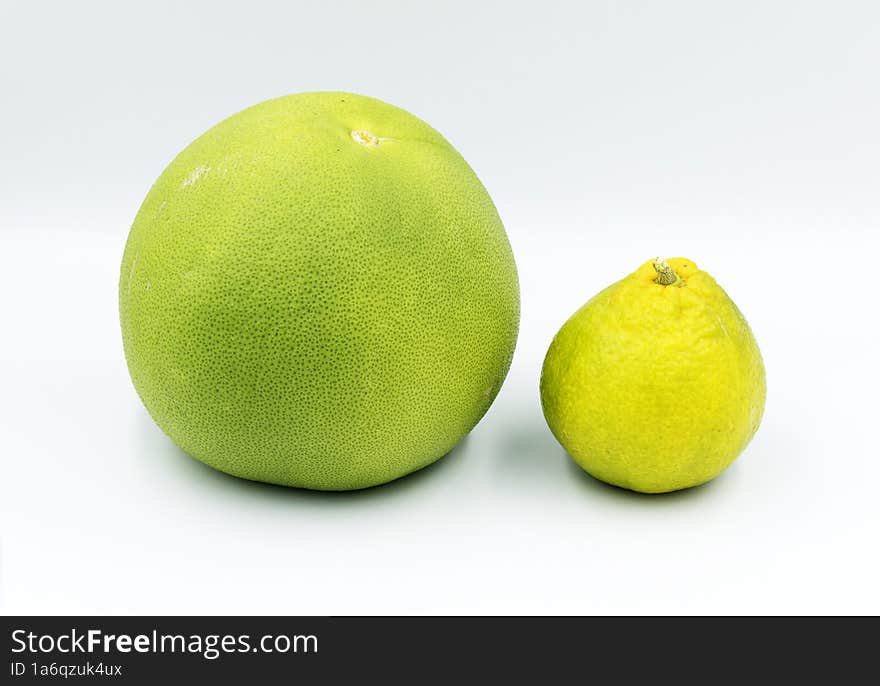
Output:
2 1 879 614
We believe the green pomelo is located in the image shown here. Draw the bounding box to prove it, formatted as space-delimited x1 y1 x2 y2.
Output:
120 92 519 490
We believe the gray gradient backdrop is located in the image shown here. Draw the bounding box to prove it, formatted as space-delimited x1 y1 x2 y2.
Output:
2 1 879 614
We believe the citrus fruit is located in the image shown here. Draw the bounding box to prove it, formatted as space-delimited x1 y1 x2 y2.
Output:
540 258 765 493
120 92 519 490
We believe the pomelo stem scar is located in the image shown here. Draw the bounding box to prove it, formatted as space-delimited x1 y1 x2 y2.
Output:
351 130 380 146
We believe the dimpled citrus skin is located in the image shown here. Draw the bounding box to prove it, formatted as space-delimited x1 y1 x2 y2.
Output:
540 258 765 493
120 92 519 490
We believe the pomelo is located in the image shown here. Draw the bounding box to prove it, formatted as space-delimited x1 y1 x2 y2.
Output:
120 92 519 490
